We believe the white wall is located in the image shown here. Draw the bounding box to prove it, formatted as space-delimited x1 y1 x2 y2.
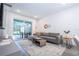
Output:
3 6 36 37
36 6 79 36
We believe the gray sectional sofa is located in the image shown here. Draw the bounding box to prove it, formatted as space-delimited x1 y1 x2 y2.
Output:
34 32 61 44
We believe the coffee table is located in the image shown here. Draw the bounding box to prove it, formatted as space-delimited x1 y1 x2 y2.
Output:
33 37 46 47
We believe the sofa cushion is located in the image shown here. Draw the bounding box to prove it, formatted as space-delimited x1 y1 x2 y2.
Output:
48 33 59 37
40 33 60 37
40 36 56 40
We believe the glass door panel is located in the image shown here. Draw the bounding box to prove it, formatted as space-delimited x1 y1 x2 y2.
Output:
13 19 32 40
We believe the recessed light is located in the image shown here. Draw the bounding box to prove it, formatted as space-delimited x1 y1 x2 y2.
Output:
16 9 21 13
61 3 67 5
34 16 38 18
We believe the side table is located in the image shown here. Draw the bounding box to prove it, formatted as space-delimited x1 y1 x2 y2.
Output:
63 34 73 49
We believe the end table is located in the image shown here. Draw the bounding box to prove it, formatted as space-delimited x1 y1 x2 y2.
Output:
63 34 73 49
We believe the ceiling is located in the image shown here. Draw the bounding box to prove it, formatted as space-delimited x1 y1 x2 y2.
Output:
8 3 79 20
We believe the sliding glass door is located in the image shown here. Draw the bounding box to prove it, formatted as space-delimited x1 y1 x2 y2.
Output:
13 19 32 40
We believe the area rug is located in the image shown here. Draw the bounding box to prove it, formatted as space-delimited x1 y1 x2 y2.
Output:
18 40 66 56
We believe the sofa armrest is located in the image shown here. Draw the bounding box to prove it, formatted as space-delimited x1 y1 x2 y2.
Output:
55 35 61 44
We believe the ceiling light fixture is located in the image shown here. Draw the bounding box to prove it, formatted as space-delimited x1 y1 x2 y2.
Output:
34 16 38 18
61 3 67 5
